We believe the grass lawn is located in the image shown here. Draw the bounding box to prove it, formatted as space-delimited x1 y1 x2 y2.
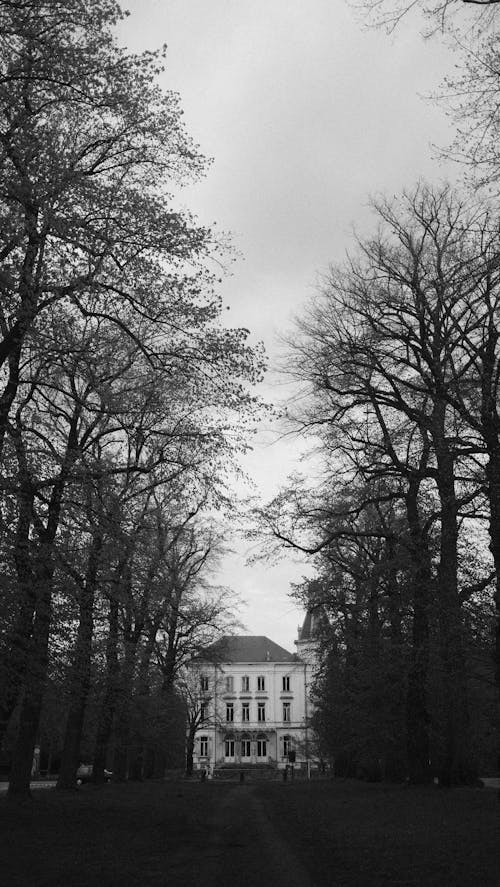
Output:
0 778 498 886
0 780 217 887
255 779 500 887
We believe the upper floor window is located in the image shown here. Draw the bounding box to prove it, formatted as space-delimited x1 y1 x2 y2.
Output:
242 703 250 722
200 736 208 757
241 739 251 758
241 675 250 692
257 702 266 722
200 702 208 722
283 702 291 723
226 702 234 722
225 675 234 693
282 676 290 692
225 739 235 758
257 676 265 692
200 674 209 692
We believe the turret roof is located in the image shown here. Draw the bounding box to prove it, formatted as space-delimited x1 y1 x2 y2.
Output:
297 606 326 642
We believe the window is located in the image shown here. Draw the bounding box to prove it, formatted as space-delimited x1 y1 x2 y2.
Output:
257 739 267 758
200 702 207 722
241 740 251 758
226 702 234 722
257 676 265 692
200 674 209 692
200 736 208 757
241 675 250 692
257 702 266 722
283 736 292 758
282 676 290 692
283 702 291 722
225 675 234 693
224 739 235 758
242 702 250 722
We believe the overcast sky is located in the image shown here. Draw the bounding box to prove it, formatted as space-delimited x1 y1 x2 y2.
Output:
117 1 456 650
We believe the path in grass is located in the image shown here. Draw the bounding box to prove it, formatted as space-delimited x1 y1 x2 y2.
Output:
203 783 313 887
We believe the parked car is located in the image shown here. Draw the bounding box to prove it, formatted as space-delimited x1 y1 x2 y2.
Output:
76 764 113 785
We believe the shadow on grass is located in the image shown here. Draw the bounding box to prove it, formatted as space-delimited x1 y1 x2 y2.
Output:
254 779 500 887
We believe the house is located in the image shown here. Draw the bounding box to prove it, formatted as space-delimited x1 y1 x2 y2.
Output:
190 611 320 772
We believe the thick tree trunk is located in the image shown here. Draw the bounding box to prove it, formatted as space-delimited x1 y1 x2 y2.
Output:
0 599 35 751
386 580 406 781
433 416 474 785
7 556 53 798
484 451 500 773
92 596 119 783
128 618 159 780
0 476 34 748
113 637 139 781
405 482 432 784
57 528 102 790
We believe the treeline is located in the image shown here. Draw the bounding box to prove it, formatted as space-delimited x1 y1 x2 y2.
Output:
257 1 500 788
260 188 500 783
0 1 263 796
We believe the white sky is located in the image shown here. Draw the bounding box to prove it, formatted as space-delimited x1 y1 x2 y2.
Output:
118 1 456 650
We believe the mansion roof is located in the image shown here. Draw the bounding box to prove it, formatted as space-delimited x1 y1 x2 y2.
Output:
204 635 296 664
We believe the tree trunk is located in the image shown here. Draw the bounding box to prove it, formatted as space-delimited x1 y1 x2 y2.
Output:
113 637 139 781
433 413 474 785
0 477 34 748
484 450 500 773
7 554 53 797
128 618 159 780
185 723 196 777
57 527 102 790
92 595 119 783
405 481 432 784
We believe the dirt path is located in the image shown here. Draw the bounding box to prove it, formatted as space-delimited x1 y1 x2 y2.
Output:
202 784 316 887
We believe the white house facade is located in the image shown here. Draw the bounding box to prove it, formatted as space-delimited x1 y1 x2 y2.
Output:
190 611 320 772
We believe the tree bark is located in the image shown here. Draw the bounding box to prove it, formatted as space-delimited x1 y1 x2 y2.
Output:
405 480 432 784
433 407 474 785
7 550 53 797
484 451 500 772
0 451 35 748
92 594 119 783
57 525 102 790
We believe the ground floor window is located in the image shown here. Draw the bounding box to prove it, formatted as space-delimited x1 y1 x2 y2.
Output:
257 739 267 758
241 740 251 758
200 736 209 757
224 739 235 758
283 735 292 757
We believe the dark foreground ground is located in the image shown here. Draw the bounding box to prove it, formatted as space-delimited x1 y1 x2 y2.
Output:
0 778 498 887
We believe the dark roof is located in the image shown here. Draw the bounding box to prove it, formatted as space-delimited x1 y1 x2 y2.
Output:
298 607 326 642
203 635 296 663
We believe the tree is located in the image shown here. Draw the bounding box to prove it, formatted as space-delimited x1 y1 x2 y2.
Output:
180 663 223 778
360 0 500 33
261 183 498 783
0 0 216 452
1 1 266 798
